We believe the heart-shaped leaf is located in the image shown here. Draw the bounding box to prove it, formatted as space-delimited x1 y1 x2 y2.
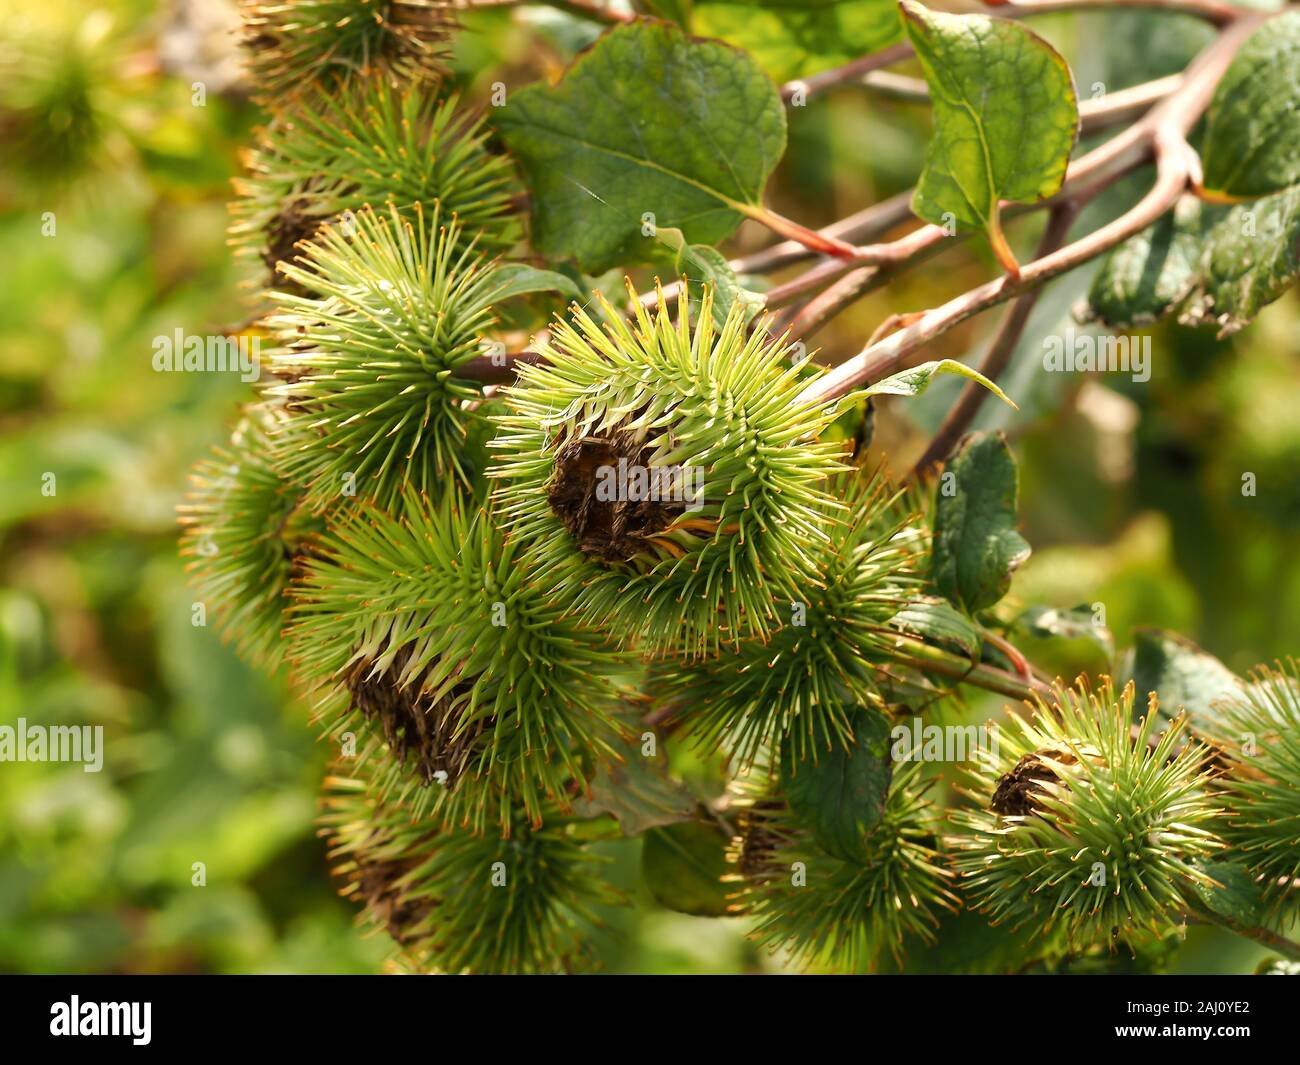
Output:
1081 187 1300 336
1189 860 1266 927
496 22 787 274
486 263 584 306
1079 197 1215 329
1178 185 1300 335
890 596 982 658
901 1 1079 275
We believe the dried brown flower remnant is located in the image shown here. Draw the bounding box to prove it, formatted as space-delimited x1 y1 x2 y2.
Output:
546 429 688 563
345 646 484 787
263 197 324 283
990 750 1076 817
353 856 437 947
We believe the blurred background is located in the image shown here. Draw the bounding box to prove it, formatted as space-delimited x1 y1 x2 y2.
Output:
0 0 1295 974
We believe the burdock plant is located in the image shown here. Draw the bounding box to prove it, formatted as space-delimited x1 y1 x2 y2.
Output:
179 404 321 668
181 0 1300 973
290 489 627 835
230 75 519 286
491 284 851 659
320 759 617 974
1208 662 1300 922
950 681 1224 948
239 0 455 101
265 202 507 512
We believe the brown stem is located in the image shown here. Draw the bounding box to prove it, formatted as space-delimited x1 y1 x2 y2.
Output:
909 203 1079 479
992 0 1242 26
1194 906 1300 962
772 104 1166 338
780 41 913 103
796 11 1269 406
778 0 1234 105
458 348 546 382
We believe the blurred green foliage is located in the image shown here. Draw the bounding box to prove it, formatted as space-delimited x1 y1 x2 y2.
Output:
0 0 1294 974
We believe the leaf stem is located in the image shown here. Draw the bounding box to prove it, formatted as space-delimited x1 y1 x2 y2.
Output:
765 101 1166 341
985 208 1022 279
738 204 860 259
888 633 1053 700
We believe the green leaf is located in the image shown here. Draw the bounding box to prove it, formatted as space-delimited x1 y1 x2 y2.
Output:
889 596 981 658
1190 860 1266 927
779 707 894 863
486 263 585 306
857 359 1017 407
1081 187 1300 336
652 226 764 329
1008 603 1112 681
694 0 902 82
901 1 1078 267
1178 185 1300 336
571 708 701 836
1200 10 1300 199
640 821 733 917
930 432 1031 615
1125 628 1244 730
1080 197 1213 329
496 21 786 273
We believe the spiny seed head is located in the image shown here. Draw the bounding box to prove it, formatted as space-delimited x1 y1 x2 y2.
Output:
1205 660 1300 920
949 679 1224 948
731 761 957 971
178 404 322 667
239 0 456 102
289 490 627 835
490 282 850 659
229 78 519 287
320 766 617 974
659 468 925 766
264 202 505 513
